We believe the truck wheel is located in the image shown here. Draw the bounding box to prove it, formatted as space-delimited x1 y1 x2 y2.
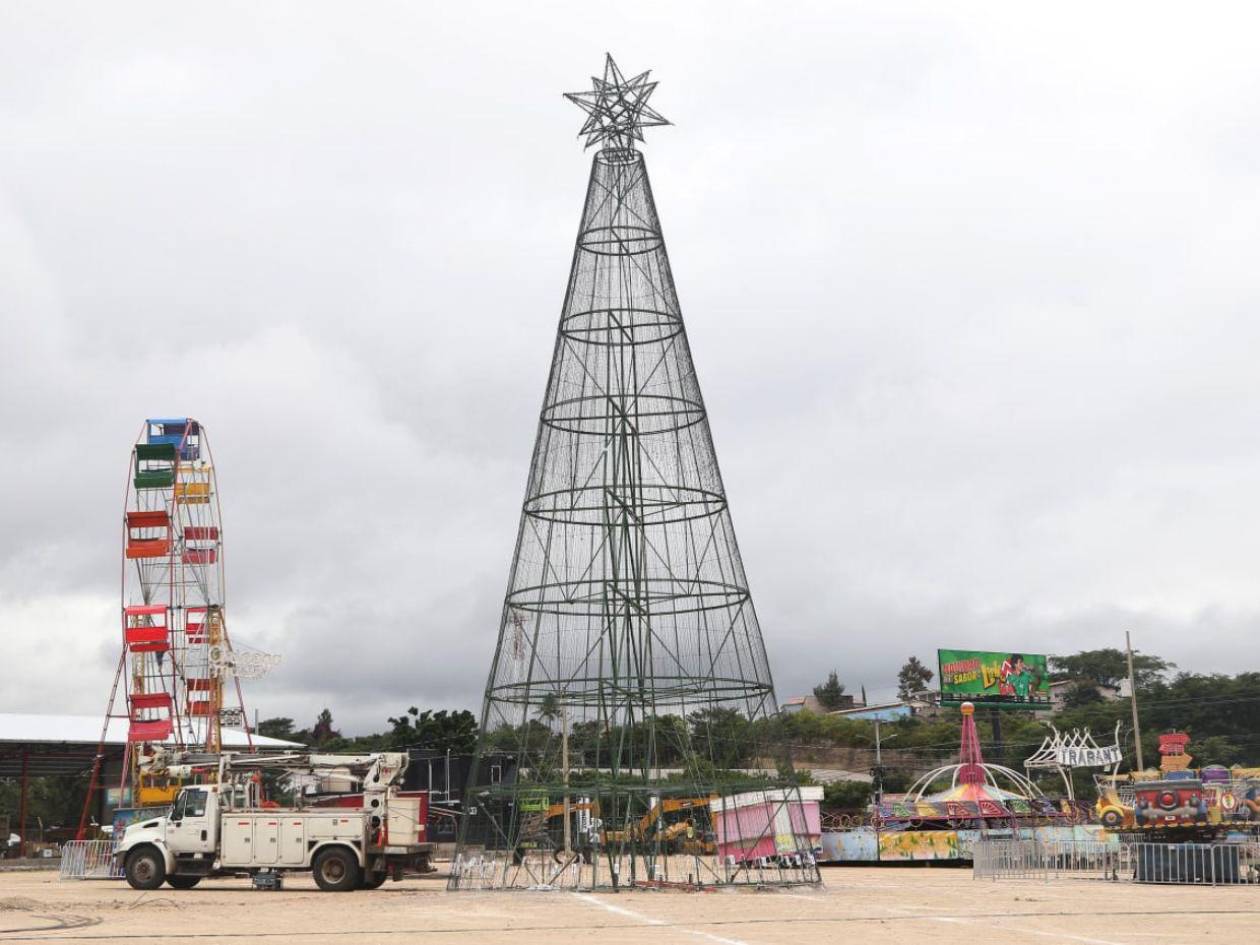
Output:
125 848 166 891
313 848 360 892
359 871 387 889
1100 809 1124 829
166 875 202 889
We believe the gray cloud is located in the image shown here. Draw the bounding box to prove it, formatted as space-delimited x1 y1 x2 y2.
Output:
3 2 1259 732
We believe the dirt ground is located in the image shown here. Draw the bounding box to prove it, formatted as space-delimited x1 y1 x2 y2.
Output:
1 863 1258 944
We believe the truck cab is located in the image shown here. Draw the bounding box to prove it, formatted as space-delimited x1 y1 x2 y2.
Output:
116 784 224 889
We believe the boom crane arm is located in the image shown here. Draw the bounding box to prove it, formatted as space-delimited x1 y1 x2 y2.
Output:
138 749 409 792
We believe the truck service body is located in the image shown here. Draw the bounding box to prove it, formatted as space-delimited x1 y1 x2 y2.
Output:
114 751 434 891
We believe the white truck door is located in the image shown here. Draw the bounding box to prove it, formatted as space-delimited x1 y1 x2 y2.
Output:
386 796 420 846
166 788 217 855
253 818 280 865
279 819 305 866
221 817 254 865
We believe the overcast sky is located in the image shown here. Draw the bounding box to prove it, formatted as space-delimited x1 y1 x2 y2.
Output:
3 2 1259 734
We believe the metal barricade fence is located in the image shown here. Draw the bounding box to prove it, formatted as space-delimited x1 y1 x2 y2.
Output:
974 838 1260 886
59 840 124 880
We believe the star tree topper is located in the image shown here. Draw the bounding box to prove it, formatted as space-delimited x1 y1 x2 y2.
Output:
564 53 670 150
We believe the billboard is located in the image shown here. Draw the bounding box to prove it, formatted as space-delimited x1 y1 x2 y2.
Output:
937 649 1050 709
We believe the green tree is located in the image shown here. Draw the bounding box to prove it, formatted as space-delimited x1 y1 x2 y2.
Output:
257 717 297 740
385 707 478 754
0 774 87 836
1139 672 1260 757
311 708 340 746
896 657 934 700
1061 681 1106 709
880 769 913 794
822 780 872 810
1049 648 1172 689
687 707 752 768
1192 735 1243 767
536 693 563 725
813 671 847 711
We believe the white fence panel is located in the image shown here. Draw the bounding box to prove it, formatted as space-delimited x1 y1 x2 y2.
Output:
60 840 123 880
974 838 1260 886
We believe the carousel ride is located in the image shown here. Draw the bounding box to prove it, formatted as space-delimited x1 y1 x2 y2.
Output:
872 703 1071 831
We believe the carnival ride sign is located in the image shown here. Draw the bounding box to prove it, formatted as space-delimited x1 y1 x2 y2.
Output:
1025 723 1124 804
938 649 1051 709
208 646 282 679
1055 744 1123 768
1024 724 1125 802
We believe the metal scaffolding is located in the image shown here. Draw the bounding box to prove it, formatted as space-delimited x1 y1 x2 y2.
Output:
450 55 821 891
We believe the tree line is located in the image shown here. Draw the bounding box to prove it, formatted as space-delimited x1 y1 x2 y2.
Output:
5 646 1259 836
256 706 479 755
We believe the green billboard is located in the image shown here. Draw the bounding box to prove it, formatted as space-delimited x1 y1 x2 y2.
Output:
937 649 1050 709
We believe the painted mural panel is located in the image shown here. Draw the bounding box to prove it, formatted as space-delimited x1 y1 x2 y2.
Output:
877 830 960 861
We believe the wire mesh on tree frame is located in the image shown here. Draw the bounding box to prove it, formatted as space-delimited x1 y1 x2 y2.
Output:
449 55 822 891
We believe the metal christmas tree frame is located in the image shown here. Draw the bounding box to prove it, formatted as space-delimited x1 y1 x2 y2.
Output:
449 55 821 891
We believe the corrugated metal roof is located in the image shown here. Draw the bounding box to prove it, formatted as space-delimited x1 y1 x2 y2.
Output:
0 713 301 748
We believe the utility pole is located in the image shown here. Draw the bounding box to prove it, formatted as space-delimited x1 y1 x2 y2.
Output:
1126 631 1144 770
873 718 882 802
561 697 571 855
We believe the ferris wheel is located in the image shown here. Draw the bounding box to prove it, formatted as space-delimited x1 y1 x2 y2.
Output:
124 418 236 748
99 419 257 809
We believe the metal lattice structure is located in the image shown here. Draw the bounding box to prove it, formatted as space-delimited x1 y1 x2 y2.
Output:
450 56 821 891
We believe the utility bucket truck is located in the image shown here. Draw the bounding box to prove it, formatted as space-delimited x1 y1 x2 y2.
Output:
115 750 434 891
